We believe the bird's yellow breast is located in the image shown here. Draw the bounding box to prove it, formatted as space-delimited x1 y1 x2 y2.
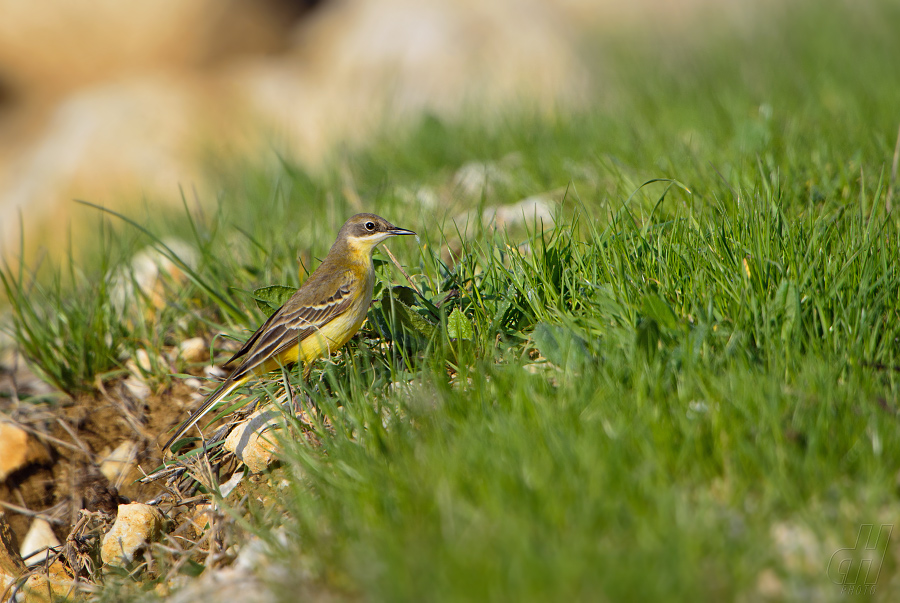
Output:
270 268 373 369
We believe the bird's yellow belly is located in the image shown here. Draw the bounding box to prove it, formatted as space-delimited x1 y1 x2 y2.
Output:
295 306 369 363
264 283 371 373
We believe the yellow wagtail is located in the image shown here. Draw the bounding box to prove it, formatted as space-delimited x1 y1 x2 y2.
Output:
164 213 415 451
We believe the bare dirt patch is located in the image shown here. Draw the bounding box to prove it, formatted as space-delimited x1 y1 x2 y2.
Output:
0 379 198 547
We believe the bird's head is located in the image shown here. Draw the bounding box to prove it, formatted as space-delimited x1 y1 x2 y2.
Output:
334 213 416 257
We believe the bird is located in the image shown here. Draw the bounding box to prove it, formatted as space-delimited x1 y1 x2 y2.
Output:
163 213 415 452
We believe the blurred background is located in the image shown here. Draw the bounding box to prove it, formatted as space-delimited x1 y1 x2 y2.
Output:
0 0 777 258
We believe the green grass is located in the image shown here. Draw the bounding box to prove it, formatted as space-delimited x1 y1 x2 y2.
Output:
265 203 898 601
1 218 127 396
3 0 900 600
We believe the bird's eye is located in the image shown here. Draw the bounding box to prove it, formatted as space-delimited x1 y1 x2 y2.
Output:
365 221 376 231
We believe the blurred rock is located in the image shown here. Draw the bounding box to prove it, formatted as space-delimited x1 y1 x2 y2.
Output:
0 511 24 594
224 409 282 473
165 530 289 603
178 337 208 363
164 565 271 603
0 567 14 600
20 519 59 567
451 195 558 240
0 0 591 257
0 421 28 481
133 349 154 374
204 365 227 381
122 375 151 401
452 160 514 199
110 239 198 318
99 440 139 485
484 196 556 229
770 521 821 575
100 503 165 567
0 420 50 482
234 529 288 572
123 348 168 400
20 559 75 603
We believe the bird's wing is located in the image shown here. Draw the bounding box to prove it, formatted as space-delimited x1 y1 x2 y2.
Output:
229 271 357 381
224 303 286 368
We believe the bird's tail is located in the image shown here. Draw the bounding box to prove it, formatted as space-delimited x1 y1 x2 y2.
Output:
163 376 248 452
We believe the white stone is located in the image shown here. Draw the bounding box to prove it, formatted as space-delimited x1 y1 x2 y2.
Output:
101 503 165 566
20 518 60 567
122 375 151 400
178 337 207 363
224 409 282 474
109 239 199 316
134 348 153 373
0 422 29 482
99 440 139 484
204 365 227 380
219 471 244 498
20 559 74 602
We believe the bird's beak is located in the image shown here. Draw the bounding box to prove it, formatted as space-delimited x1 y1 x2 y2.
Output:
389 226 416 237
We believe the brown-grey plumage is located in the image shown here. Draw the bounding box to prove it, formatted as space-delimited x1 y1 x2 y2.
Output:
163 213 415 452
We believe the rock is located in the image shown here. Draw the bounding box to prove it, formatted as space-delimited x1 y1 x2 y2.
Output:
178 337 207 363
122 375 151 401
0 422 29 482
163 565 271 603
233 529 288 572
100 503 165 567
20 559 75 603
770 521 821 575
110 239 199 317
0 511 25 594
126 348 168 380
223 409 282 474
452 161 513 198
99 440 139 485
134 348 153 374
204 365 227 380
218 471 244 498
484 196 556 229
0 0 595 259
0 570 14 601
452 195 557 239
0 420 50 482
158 534 287 600
122 348 168 400
20 519 60 567
190 504 214 538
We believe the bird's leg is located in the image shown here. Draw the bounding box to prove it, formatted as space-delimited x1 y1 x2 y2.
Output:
282 366 315 431
302 363 321 421
280 367 296 414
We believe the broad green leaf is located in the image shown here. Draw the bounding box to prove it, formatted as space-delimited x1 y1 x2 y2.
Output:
447 308 474 340
641 294 679 331
252 285 296 317
379 288 438 341
391 285 419 307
